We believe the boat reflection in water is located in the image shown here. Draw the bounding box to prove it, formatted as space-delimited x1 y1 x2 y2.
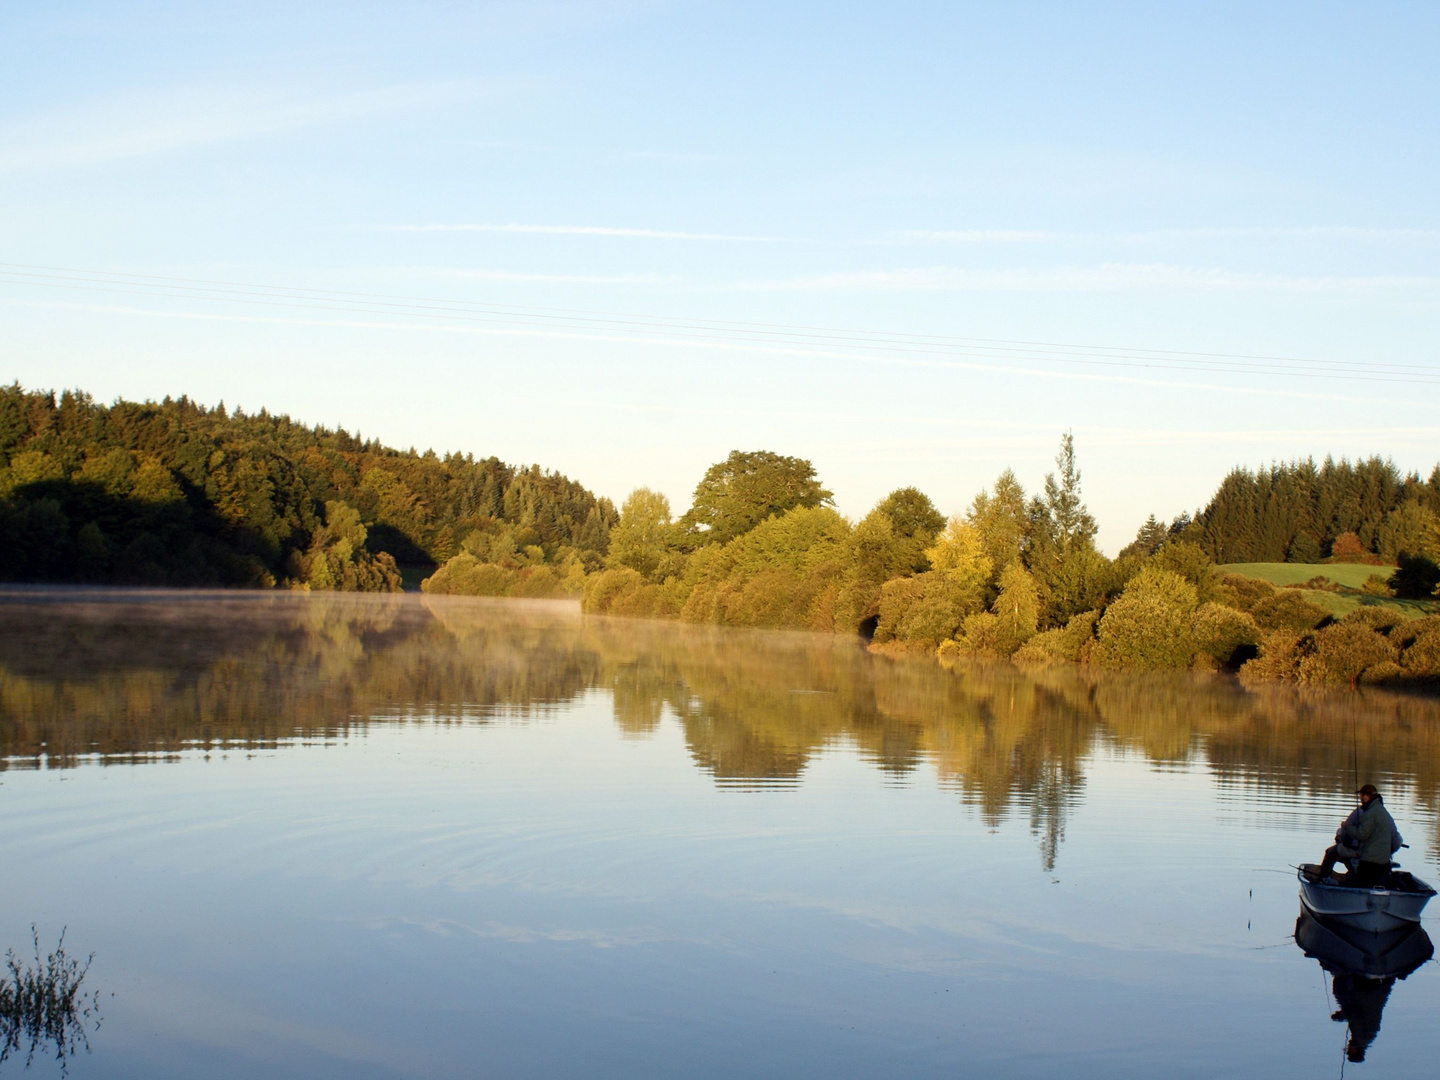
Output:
1294 909 1434 1063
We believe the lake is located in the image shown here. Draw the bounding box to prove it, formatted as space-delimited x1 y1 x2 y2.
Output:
1 589 1437 1078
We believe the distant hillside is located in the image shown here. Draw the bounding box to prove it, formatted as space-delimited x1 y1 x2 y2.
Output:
0 384 616 588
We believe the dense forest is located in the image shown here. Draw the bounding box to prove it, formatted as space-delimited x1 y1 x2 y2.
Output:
1162 457 1440 565
5 383 1440 688
0 384 616 590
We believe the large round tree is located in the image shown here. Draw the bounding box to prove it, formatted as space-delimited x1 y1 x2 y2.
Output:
680 450 833 546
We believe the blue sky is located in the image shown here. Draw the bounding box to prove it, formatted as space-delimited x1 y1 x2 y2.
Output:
3 1 1438 551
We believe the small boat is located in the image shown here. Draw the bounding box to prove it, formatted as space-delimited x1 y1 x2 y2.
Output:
1297 864 1436 932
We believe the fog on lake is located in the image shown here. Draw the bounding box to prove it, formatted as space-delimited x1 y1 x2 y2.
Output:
0 590 1436 1078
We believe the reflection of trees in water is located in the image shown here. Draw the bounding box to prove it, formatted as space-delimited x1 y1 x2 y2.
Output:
3 592 1440 867
0 926 100 1076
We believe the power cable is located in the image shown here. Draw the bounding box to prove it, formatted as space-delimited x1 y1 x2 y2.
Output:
2 261 1438 386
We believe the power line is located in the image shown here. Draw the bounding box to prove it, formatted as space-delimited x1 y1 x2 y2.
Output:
1 261 1437 386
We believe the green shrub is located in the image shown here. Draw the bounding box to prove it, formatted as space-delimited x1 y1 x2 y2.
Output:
1388 615 1440 651
1296 622 1397 684
1399 628 1440 678
1150 541 1222 602
1091 568 1198 669
1250 591 1329 633
1239 632 1306 684
714 566 840 630
427 553 570 598
874 571 984 646
951 611 999 656
1191 603 1261 669
1013 610 1099 666
1361 574 1394 597
1359 661 1404 685
1341 606 1407 634
582 566 647 611
1216 573 1276 613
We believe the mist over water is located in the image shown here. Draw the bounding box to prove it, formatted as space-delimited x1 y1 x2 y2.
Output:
1 589 1437 1078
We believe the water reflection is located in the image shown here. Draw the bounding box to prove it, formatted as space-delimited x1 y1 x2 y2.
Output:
1294 910 1433 1063
0 927 100 1076
2 589 1440 870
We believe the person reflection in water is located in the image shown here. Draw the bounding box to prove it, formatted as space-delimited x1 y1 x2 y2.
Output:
1331 971 1394 1063
1308 784 1401 886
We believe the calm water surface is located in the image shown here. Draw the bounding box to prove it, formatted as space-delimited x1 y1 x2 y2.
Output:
1 590 1437 1078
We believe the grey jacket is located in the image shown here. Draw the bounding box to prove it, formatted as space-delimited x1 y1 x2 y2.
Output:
1354 796 1401 865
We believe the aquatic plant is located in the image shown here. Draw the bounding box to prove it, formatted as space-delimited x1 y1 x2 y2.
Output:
0 927 101 1075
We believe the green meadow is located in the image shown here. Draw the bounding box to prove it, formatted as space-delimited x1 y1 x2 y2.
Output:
1218 562 1440 618
1217 562 1393 589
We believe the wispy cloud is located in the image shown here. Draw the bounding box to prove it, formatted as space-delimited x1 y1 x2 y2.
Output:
373 266 671 285
893 226 1440 244
740 263 1440 294
0 80 477 169
8 297 1418 406
379 223 779 241
893 230 1063 243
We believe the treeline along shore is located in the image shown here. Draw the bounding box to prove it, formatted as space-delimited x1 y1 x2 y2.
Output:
4 383 1440 689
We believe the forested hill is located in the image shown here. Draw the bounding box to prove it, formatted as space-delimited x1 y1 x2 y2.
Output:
1174 458 1440 565
0 384 616 588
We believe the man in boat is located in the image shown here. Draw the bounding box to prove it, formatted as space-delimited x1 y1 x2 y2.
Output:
1311 784 1402 887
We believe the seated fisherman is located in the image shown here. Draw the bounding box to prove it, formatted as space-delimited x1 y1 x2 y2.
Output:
1312 784 1401 886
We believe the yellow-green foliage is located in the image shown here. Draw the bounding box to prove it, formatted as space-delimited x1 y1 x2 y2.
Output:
607 488 675 580
1399 622 1440 678
423 551 584 599
1013 610 1100 666
424 554 513 596
1343 606 1408 635
1362 574 1394 597
1091 568 1198 669
1190 603 1261 669
1377 498 1440 561
867 517 995 646
1297 621 1398 684
1043 545 1118 625
1240 609 1431 685
1239 632 1306 683
1216 572 1277 613
582 566 685 616
924 518 994 592
1389 614 1440 652
1250 590 1330 633
1150 541 1222 603
875 571 984 646
719 505 850 578
674 506 850 631
950 611 999 657
965 469 1027 572
950 562 1039 658
287 501 402 592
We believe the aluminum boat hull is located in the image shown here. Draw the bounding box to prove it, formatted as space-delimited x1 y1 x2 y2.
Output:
1297 865 1435 932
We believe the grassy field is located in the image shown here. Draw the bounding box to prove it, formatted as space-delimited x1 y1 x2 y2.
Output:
1217 562 1437 618
1218 562 1393 588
